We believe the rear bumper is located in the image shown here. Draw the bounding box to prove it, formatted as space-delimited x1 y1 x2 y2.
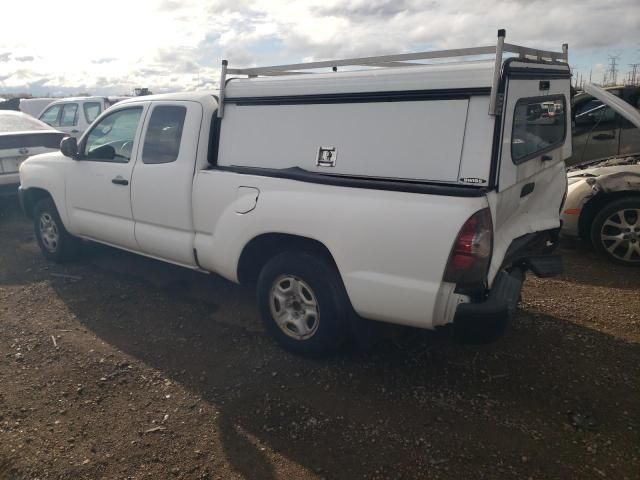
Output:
17 186 29 216
0 181 19 197
453 229 563 339
454 267 525 333
0 172 19 187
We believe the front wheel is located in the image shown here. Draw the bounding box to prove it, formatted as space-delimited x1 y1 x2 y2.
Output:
590 197 640 266
33 198 80 262
256 252 350 356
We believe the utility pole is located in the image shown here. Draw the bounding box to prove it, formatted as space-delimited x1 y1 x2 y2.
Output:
606 55 620 86
628 63 639 85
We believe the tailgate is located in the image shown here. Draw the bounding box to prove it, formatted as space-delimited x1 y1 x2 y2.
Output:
488 60 571 281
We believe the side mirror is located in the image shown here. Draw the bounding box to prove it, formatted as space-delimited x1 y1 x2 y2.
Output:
60 136 79 159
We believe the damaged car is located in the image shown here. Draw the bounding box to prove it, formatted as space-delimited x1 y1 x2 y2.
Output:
568 85 640 167
562 84 640 265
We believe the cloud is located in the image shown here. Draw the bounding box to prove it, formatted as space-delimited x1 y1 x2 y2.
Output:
1 0 639 95
313 0 427 19
155 48 201 73
92 57 117 64
157 0 182 10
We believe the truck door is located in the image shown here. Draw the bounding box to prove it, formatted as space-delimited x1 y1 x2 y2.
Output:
488 61 571 279
66 103 148 250
130 101 203 267
58 103 82 138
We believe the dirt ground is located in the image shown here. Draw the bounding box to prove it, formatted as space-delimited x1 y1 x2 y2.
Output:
0 198 638 480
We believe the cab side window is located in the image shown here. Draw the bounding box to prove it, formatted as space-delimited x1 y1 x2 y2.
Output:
60 103 79 127
575 100 616 127
574 99 602 125
83 107 143 163
40 105 62 127
83 102 102 124
141 106 187 164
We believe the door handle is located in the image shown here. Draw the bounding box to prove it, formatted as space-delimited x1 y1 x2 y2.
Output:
541 154 553 162
71 129 79 133
592 133 615 141
112 176 129 186
520 182 535 198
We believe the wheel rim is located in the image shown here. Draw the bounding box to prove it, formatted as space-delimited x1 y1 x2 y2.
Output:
599 208 640 263
39 213 60 253
269 275 320 340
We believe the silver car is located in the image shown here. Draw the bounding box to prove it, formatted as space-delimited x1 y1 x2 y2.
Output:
561 84 640 265
0 111 66 197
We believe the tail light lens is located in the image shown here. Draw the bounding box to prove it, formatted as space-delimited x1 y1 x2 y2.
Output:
443 208 493 289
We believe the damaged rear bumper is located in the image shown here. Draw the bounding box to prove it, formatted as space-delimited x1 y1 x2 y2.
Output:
453 267 525 337
453 229 563 342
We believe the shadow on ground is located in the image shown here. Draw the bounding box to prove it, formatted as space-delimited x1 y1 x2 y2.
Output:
2 201 639 479
53 244 640 479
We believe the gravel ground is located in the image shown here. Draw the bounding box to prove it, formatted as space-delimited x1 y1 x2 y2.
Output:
0 199 638 480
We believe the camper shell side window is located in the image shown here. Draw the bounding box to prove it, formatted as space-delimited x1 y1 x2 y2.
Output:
511 95 567 164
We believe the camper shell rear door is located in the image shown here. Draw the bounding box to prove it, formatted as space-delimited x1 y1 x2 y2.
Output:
488 59 572 281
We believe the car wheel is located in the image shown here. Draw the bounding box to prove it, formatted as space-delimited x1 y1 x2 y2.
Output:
33 198 80 262
590 197 640 266
257 252 349 356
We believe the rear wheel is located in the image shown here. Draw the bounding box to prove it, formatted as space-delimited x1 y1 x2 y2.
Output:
257 252 349 356
590 197 640 266
33 198 80 262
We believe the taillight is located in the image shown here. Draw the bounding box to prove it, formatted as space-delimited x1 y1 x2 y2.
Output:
443 208 493 289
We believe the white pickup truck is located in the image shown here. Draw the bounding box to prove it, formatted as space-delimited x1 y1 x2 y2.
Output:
19 32 570 355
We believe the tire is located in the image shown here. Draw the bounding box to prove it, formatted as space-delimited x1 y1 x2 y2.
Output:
590 197 640 266
33 197 80 262
257 252 349 356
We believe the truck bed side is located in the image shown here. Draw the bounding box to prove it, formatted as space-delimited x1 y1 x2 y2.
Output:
193 170 487 328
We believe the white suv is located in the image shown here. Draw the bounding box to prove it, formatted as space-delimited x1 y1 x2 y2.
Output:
38 97 120 138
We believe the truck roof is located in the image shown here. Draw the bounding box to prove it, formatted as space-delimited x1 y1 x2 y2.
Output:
117 92 219 106
46 96 108 104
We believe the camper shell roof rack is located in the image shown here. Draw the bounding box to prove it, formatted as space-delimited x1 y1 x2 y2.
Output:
217 29 568 118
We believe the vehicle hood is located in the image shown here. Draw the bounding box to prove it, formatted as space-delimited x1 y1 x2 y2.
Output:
567 156 640 184
584 83 640 129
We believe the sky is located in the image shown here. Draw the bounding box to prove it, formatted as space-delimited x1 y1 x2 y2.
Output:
0 0 639 97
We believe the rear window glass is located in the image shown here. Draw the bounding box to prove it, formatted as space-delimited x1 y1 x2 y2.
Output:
142 106 186 164
84 102 102 123
511 96 566 164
